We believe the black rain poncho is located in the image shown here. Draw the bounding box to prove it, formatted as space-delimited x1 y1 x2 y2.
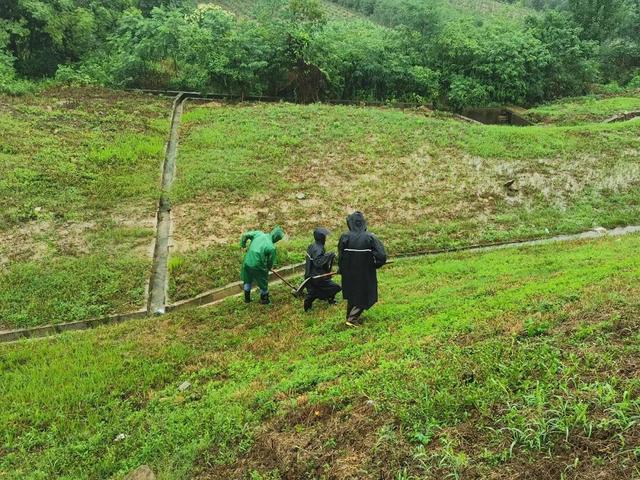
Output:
338 212 387 310
305 228 341 301
305 228 334 278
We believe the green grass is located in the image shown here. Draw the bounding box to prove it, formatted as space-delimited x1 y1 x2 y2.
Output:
169 102 640 300
0 233 150 327
0 87 171 328
527 93 640 125
2 234 639 478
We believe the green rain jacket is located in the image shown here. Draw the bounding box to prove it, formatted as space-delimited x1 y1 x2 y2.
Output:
240 227 285 288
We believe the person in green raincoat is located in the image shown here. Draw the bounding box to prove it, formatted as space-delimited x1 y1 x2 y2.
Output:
240 226 285 304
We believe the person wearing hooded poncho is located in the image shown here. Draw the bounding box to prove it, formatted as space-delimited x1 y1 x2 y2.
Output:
240 226 285 304
303 227 342 312
338 212 387 326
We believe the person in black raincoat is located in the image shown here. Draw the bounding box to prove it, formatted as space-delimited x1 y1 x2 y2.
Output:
303 228 341 312
338 211 387 326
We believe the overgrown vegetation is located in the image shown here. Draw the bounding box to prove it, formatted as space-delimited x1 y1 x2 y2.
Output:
168 101 640 300
2 0 639 107
2 235 639 478
0 88 170 328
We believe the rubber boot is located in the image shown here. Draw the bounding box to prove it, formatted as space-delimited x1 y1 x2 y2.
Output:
345 304 364 327
304 296 314 312
260 292 270 305
244 290 251 303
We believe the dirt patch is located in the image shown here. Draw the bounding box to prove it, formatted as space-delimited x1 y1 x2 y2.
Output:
112 314 213 361
0 220 91 266
172 141 640 255
0 221 51 266
171 150 497 253
198 399 640 479
197 401 414 480
481 154 638 211
0 206 155 266
552 282 640 338
198 101 225 109
496 432 640 480
0 86 170 119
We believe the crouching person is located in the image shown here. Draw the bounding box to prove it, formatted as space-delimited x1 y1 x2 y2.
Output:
304 227 341 312
338 212 386 327
240 226 285 305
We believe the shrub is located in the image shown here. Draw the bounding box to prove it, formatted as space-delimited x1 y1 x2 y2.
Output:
626 72 640 90
447 75 490 110
54 65 97 86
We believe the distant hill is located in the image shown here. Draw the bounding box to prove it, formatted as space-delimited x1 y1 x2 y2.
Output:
207 0 367 19
207 0 533 22
444 0 534 19
325 0 534 22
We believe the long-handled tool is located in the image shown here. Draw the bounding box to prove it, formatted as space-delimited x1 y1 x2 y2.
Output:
293 259 395 299
294 271 337 298
270 269 299 293
273 259 394 299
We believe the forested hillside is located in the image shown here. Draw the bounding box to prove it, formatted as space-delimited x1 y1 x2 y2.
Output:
1 0 639 107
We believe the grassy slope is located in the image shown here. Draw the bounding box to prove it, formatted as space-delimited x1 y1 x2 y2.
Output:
0 88 170 328
527 92 640 125
209 0 364 19
209 0 530 22
2 234 639 479
168 102 640 300
446 0 532 18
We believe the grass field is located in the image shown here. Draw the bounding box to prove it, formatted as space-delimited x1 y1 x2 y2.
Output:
3 87 640 478
526 93 640 125
0 88 170 329
169 101 640 300
2 234 639 479
3 89 638 327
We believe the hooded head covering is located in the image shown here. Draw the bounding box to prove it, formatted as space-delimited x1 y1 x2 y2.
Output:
270 226 285 243
346 211 367 233
313 227 330 245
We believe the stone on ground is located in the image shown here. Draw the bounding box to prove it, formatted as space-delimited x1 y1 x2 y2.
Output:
125 465 156 480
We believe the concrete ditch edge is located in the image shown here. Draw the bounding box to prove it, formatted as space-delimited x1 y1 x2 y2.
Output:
0 310 148 343
147 93 186 315
166 263 307 313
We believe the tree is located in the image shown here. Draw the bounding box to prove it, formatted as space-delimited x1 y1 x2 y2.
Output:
432 20 552 107
309 20 438 102
565 0 640 82
525 11 597 97
2 0 134 76
567 0 629 41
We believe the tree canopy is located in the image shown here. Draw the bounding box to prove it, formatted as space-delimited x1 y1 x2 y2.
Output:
1 0 638 107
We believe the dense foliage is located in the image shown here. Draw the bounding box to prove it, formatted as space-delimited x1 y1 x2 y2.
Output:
1 0 639 106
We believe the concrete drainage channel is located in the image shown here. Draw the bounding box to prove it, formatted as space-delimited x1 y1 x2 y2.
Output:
2 91 640 343
147 92 186 315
